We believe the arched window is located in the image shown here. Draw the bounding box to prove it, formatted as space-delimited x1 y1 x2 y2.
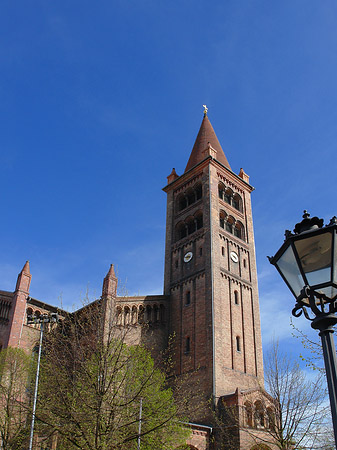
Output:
234 290 239 305
132 306 138 324
224 188 233 204
185 291 191 306
146 305 152 322
124 306 130 325
244 401 253 427
226 216 235 233
26 307 33 323
218 182 225 200
138 306 144 324
176 222 187 241
232 193 243 212
175 212 203 242
116 307 122 325
195 211 203 230
254 401 265 427
186 188 196 206
177 194 187 211
219 210 226 228
186 216 196 235
267 407 275 430
234 221 245 240
195 184 202 200
236 336 241 352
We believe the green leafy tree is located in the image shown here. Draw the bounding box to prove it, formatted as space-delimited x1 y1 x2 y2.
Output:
35 299 190 450
0 347 32 450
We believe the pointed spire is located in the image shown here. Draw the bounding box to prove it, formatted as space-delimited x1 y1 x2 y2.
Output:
102 264 118 298
184 112 231 173
15 261 31 293
167 168 179 184
21 260 30 275
106 263 116 278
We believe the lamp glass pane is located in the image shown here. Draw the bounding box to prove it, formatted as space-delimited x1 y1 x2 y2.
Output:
294 232 332 287
276 245 304 297
317 286 337 300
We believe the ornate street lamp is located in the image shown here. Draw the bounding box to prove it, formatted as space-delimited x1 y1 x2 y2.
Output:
269 211 337 447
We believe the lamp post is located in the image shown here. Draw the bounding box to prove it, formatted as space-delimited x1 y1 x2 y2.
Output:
269 211 337 447
27 309 59 450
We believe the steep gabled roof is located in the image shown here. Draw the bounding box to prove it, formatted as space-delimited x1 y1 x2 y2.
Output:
184 113 231 172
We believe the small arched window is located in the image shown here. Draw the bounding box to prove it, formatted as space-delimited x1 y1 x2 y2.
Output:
116 307 122 325
226 216 235 234
175 212 203 242
244 402 253 427
234 221 245 240
138 306 144 324
186 217 196 235
219 210 226 229
185 291 191 306
176 222 187 241
267 407 275 430
218 182 225 200
224 188 233 204
232 193 243 212
186 188 196 206
132 306 138 324
236 336 241 352
254 401 265 427
195 184 202 200
145 305 152 322
177 194 187 211
195 211 203 230
234 290 239 305
124 307 130 325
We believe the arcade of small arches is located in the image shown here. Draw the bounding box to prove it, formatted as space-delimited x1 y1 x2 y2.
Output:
176 183 202 212
26 307 61 329
218 182 243 212
26 307 45 328
219 210 245 241
244 400 275 430
115 304 166 326
175 211 203 242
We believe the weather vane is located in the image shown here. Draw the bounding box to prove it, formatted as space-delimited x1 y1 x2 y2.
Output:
203 104 208 116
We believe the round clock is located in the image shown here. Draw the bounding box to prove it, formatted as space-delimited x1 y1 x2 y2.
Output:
184 251 193 263
230 251 239 263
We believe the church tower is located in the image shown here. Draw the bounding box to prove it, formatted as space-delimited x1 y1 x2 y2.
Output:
163 108 264 421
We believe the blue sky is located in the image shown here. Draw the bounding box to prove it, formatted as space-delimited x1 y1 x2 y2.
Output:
1 1 337 360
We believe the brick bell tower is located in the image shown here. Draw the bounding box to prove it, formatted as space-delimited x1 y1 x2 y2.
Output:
163 107 264 423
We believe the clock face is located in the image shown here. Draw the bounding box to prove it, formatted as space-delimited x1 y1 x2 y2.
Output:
230 251 239 263
184 251 193 263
